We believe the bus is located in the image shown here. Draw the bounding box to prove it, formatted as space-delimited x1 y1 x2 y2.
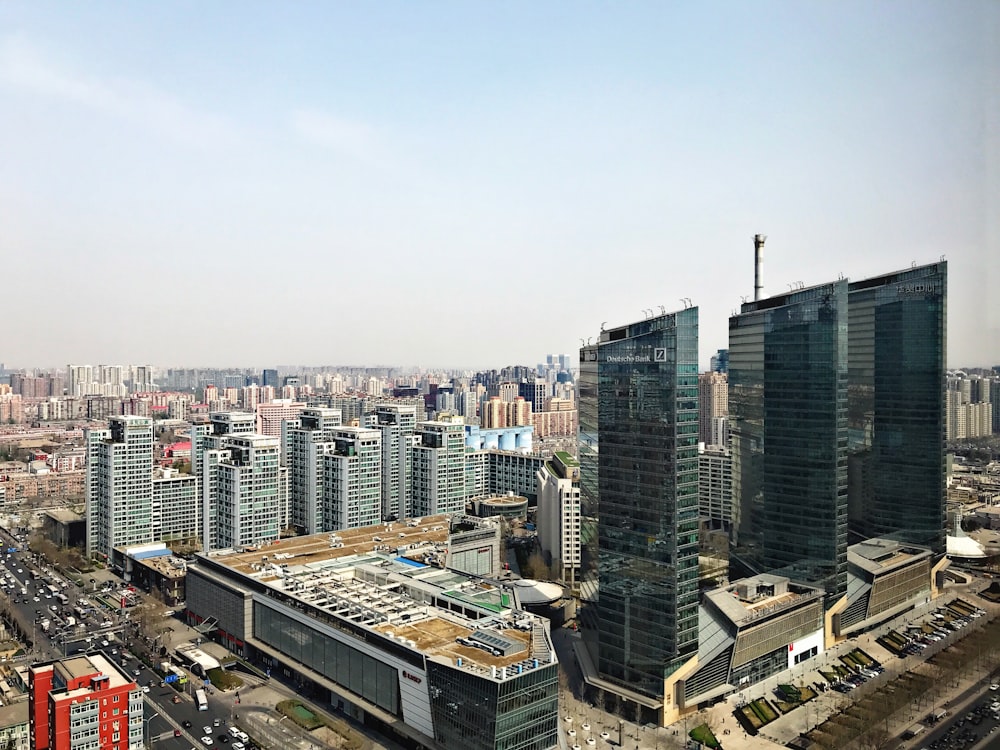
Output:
56 593 68 605
195 688 208 711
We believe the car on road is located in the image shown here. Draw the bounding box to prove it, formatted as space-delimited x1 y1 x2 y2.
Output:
203 727 212 735
217 736 229 744
142 686 150 693
174 730 182 737
182 721 192 729
201 738 213 747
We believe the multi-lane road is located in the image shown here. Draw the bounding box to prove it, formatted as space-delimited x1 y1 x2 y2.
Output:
0 525 249 750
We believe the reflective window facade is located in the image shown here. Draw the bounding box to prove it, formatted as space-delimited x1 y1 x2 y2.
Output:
427 661 558 750
595 308 700 697
577 344 601 665
847 262 947 552
729 283 849 603
254 603 401 715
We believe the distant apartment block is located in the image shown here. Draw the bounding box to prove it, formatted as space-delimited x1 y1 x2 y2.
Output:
536 452 582 585
86 416 155 561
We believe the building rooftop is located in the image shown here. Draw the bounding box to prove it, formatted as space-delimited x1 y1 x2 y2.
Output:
198 515 555 682
848 538 933 576
706 573 824 628
52 653 133 700
44 509 84 523
204 514 452 576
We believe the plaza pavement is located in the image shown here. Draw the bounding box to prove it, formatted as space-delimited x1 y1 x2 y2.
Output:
554 576 1000 750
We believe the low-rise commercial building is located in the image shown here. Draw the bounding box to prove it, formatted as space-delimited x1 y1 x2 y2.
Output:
185 514 558 750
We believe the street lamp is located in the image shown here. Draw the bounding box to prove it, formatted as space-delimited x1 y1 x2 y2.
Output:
143 711 160 750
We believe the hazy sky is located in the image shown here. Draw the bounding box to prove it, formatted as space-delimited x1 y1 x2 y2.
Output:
1 2 997 370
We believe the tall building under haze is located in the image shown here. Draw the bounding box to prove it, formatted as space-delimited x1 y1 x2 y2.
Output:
729 280 849 603
729 260 947 608
847 262 947 552
86 415 155 560
581 307 700 722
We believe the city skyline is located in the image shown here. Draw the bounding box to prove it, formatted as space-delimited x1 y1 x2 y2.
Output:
1 3 997 369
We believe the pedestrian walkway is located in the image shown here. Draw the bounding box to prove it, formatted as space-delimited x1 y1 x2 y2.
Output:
554 578 998 750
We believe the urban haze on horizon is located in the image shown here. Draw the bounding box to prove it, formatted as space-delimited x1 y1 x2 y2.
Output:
1 3 997 370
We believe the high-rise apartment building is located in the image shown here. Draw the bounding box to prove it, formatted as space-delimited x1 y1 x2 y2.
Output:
847 262 947 552
697 371 728 446
86 416 155 560
729 281 849 603
411 418 467 516
371 404 417 520
582 307 700 718
281 407 343 533
214 434 284 549
322 427 382 529
519 379 550 412
29 654 144 750
536 451 582 585
256 399 305 437
190 412 266 551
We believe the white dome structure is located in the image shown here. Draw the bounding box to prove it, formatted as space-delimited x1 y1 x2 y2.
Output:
512 579 564 606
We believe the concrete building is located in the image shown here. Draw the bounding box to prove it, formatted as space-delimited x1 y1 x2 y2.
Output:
149 467 200 547
833 538 935 638
698 371 728 446
0 703 28 750
255 399 305 437
214 434 285 550
86 416 155 561
281 407 343 534
370 404 417 521
681 575 825 706
699 444 732 531
111 543 188 605
536 452 582 586
40 510 86 549
487 451 543 503
411 418 467 517
322 427 382 530
29 654 143 750
471 495 529 520
184 515 558 750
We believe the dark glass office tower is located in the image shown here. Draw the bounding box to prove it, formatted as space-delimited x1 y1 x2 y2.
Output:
847 262 947 552
594 308 700 698
577 343 601 666
729 282 849 603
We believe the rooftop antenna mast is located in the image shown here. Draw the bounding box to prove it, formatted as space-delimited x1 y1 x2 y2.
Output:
754 234 767 301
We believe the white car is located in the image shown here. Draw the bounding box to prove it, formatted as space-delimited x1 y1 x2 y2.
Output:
142 686 150 693
203 727 212 736
201 738 213 747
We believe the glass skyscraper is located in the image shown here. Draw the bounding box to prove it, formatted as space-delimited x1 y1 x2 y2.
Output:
592 308 700 700
729 282 849 603
847 262 947 552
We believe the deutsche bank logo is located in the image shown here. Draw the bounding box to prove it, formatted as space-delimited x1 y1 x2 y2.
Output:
654 348 667 362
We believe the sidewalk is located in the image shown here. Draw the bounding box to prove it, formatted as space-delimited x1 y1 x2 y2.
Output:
554 578 999 750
